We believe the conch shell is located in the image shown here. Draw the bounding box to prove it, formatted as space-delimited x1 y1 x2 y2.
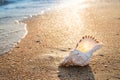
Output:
59 35 103 67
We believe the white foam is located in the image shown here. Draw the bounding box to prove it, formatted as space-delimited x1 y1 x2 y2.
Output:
14 20 19 24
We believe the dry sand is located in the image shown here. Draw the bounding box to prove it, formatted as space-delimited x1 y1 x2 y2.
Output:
0 1 120 80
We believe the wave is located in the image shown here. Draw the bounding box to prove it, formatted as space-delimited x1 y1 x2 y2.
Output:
0 0 17 6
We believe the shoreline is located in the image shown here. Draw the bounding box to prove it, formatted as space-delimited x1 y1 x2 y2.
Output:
0 7 53 55
0 1 120 80
0 0 63 55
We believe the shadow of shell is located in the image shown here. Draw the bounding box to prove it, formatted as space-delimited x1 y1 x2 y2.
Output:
58 65 95 80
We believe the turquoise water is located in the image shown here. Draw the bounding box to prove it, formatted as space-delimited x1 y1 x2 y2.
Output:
0 0 64 54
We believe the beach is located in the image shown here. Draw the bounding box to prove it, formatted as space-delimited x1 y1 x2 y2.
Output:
0 0 120 80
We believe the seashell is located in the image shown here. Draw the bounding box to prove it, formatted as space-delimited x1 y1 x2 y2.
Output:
59 35 103 67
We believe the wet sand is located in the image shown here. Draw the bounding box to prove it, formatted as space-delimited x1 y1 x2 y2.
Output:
0 1 120 80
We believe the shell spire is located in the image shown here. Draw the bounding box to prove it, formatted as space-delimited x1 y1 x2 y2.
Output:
75 35 100 53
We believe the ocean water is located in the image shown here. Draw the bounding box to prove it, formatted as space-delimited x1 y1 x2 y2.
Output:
0 0 65 55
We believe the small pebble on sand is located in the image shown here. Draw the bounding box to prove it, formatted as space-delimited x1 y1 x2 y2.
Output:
104 65 108 67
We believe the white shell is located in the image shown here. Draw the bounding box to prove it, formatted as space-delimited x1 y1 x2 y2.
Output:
59 35 103 67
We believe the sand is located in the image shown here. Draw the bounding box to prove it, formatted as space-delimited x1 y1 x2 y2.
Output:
0 1 120 80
